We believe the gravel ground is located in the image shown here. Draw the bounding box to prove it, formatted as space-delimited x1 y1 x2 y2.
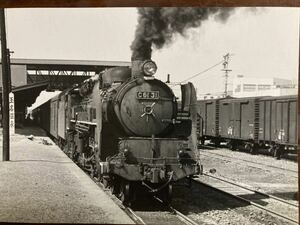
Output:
199 146 298 203
196 175 298 223
0 127 134 224
171 180 294 225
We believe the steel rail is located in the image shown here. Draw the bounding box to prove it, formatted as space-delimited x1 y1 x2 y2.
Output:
123 207 147 225
193 178 298 224
65 150 188 225
61 145 145 225
92 177 146 225
200 151 298 175
203 173 298 208
153 196 200 225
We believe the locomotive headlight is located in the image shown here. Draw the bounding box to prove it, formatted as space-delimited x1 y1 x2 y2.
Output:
123 148 129 157
142 60 157 76
178 150 185 157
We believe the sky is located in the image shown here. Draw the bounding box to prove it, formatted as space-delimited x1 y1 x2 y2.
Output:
5 7 299 99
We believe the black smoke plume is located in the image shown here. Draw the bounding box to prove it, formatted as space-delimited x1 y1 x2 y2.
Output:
131 8 235 60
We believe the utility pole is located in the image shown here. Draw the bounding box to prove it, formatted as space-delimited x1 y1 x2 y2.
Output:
0 8 10 161
7 49 13 93
297 15 300 208
222 53 232 97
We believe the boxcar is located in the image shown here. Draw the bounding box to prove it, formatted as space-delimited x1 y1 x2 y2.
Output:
197 95 297 157
197 98 222 145
258 95 297 155
219 97 260 152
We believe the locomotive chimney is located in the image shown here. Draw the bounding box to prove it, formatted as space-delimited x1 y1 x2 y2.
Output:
131 60 144 80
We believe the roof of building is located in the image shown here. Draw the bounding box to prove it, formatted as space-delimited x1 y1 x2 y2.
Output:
8 58 131 71
0 81 49 93
12 81 50 93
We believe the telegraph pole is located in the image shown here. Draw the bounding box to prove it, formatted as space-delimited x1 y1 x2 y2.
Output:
7 49 13 93
0 8 10 161
297 15 300 217
222 53 232 97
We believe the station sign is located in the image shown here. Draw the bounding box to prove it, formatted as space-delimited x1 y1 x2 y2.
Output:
9 92 15 134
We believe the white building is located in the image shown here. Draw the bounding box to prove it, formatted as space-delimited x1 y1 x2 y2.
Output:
197 92 230 100
232 75 298 98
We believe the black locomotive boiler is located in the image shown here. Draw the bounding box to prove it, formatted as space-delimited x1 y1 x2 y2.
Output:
33 59 201 205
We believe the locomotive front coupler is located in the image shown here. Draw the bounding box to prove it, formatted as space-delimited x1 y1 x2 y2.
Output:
142 171 174 193
142 165 167 184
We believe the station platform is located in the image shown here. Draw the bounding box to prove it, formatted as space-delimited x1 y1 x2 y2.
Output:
0 127 134 224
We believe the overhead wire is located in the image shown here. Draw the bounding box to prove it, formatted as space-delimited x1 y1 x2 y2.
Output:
170 59 225 86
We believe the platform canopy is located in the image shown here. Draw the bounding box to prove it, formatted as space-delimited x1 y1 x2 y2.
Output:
10 58 131 72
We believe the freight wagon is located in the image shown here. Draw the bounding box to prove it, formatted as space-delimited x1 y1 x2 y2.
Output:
197 95 298 158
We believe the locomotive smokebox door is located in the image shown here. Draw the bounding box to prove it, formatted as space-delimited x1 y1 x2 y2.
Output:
115 79 176 136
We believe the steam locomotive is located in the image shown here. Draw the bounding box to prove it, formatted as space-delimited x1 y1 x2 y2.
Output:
33 59 201 205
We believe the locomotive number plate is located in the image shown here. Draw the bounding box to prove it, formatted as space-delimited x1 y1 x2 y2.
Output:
136 91 159 100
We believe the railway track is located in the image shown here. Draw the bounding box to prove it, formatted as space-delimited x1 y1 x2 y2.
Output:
200 150 298 177
92 175 199 225
93 177 146 224
153 196 199 225
63 145 297 225
76 153 298 225
129 195 200 225
194 174 298 224
63 147 199 225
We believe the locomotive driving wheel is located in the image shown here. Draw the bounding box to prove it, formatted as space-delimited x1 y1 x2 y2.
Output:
102 176 109 189
159 183 173 205
110 177 120 195
119 180 131 206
